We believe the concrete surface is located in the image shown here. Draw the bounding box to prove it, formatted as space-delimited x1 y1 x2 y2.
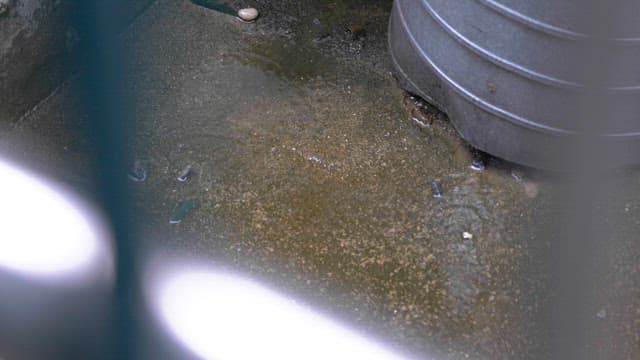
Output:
1 0 639 359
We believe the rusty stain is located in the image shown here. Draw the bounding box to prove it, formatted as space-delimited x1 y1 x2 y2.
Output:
487 81 497 94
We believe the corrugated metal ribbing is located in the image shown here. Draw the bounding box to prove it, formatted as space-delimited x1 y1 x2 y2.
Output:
389 0 640 169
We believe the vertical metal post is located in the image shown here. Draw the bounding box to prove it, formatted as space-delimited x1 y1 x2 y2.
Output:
70 1 136 359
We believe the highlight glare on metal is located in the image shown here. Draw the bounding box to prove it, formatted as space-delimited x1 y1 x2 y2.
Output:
0 158 113 285
152 268 414 360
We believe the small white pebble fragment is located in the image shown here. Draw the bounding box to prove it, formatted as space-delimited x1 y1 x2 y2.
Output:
176 164 192 182
597 309 607 319
237 7 258 22
462 232 473 240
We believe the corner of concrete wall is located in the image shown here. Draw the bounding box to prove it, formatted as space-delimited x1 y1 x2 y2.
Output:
0 0 154 132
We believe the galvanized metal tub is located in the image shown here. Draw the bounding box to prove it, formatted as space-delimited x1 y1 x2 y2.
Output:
388 0 640 169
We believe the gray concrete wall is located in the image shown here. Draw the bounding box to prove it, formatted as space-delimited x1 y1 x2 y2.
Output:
0 0 70 131
0 0 153 132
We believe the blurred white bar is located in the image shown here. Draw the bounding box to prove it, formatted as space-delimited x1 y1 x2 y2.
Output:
150 268 416 360
0 158 113 286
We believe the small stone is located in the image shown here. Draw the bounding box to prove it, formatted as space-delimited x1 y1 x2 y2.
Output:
596 309 607 319
462 232 473 240
237 7 258 22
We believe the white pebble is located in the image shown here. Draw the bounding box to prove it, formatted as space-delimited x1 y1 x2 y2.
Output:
238 7 258 22
462 231 473 240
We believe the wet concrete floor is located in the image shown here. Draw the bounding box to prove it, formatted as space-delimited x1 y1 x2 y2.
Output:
1 0 639 359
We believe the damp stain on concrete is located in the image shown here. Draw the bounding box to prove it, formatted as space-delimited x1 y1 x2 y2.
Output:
2 0 640 359
123 1 553 359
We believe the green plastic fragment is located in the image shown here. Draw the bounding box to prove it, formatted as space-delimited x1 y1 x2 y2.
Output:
170 200 198 224
190 0 236 16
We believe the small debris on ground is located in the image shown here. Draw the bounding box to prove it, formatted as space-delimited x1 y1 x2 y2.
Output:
313 33 332 43
170 200 198 224
127 159 147 182
431 180 442 198
411 107 433 128
347 24 366 40
403 93 428 109
462 231 473 240
177 164 193 182
403 93 417 107
596 309 607 319
470 150 486 171
238 7 259 22
0 1 9 17
487 81 497 94
404 93 434 128
511 169 524 181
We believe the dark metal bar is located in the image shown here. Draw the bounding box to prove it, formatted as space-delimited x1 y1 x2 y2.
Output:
69 1 137 359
